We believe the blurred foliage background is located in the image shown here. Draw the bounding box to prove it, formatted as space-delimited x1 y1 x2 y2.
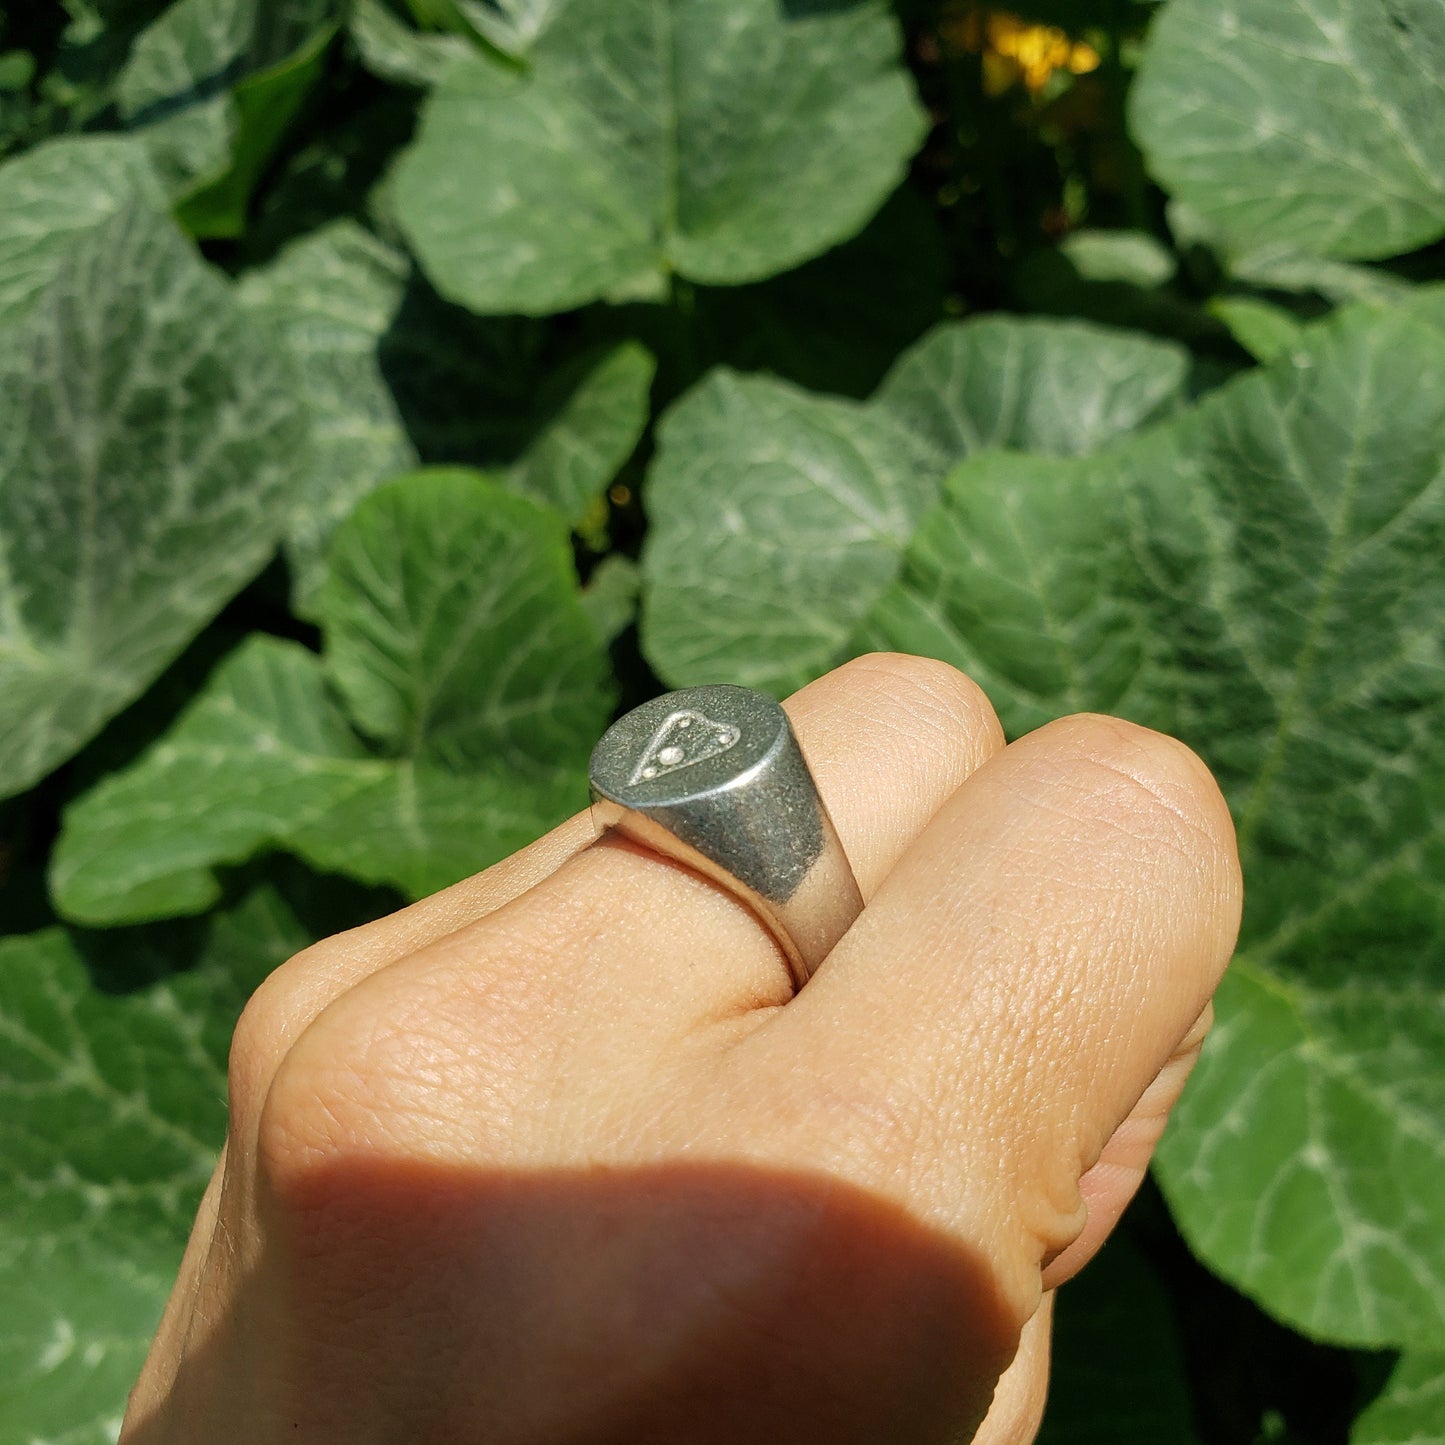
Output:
0 0 1442 1439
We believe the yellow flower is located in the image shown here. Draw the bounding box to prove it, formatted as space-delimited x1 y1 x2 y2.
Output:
941 6 1101 96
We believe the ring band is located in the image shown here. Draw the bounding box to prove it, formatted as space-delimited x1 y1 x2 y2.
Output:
587 685 863 990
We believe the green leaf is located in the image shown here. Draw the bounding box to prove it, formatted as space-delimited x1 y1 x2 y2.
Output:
1058 229 1177 289
642 318 1191 695
286 762 583 899
114 0 245 190
1410 282 1445 334
857 452 1149 736
239 222 654 606
580 555 641 647
52 472 614 923
1353 1353 1445 1444
116 0 335 231
453 0 559 55
237 220 419 603
0 876 375 1445
173 21 337 240
865 305 1445 1348
507 341 655 522
319 470 614 771
0 134 165 329
1228 249 1419 308
51 637 371 923
640 370 938 696
1211 296 1309 364
350 0 468 85
0 51 37 92
392 0 926 314
1036 1234 1200 1445
0 201 308 802
872 316 1190 466
1131 0 1445 262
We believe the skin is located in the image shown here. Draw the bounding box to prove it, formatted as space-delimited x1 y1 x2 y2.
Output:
121 653 1242 1445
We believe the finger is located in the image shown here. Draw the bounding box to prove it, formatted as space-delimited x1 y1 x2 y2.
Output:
970 1293 1052 1445
1040 1003 1211 1290
780 653 1006 900
743 714 1242 1323
233 652 1004 1090
247 656 1005 1158
406 652 1006 1028
225 811 596 1118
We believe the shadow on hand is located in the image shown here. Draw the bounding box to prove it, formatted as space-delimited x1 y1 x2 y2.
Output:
130 1156 1023 1444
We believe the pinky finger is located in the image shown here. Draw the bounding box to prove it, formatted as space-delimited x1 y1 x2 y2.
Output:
969 1294 1053 1445
1040 1004 1213 1291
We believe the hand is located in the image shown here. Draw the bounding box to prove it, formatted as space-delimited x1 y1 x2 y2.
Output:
121 654 1241 1445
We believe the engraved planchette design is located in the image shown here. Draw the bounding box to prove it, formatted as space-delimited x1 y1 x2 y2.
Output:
628 709 742 786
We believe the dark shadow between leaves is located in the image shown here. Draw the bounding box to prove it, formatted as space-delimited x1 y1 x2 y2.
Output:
124 1156 1021 1444
72 859 398 996
378 273 547 468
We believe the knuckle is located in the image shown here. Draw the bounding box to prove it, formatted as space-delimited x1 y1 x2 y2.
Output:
253 959 531 1196
846 652 1004 756
253 1005 413 1196
227 944 334 1130
1047 713 1239 865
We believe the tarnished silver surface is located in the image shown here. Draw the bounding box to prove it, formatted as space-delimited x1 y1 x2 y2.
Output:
588 685 862 990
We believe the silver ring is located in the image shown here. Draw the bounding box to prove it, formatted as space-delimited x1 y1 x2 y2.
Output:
587 685 863 990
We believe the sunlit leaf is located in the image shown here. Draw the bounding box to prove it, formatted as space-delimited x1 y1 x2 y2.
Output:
392 0 926 312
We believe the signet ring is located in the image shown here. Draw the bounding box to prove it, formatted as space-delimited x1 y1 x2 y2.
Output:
587 685 864 991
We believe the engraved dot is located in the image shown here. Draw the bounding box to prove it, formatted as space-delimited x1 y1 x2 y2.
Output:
657 746 685 766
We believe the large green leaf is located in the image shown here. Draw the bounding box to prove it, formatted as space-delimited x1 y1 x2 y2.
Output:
50 637 372 923
641 317 1190 695
237 220 419 602
0 201 308 802
1131 0 1445 262
865 305 1445 1348
51 472 613 924
0 136 166 330
873 316 1188 467
286 763 582 900
641 370 938 696
239 222 654 606
392 0 926 314
1353 1353 1445 1444
319 470 614 770
858 452 1150 737
0 875 376 1445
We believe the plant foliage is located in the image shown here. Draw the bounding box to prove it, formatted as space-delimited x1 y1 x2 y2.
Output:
1 0 1441 1440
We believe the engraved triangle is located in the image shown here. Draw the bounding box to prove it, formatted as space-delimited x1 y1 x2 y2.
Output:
628 709 741 785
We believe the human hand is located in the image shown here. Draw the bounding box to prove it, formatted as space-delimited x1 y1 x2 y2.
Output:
121 654 1241 1445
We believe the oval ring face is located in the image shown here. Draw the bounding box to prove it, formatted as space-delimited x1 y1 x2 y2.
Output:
588 684 863 988
626 708 741 785
589 685 790 809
